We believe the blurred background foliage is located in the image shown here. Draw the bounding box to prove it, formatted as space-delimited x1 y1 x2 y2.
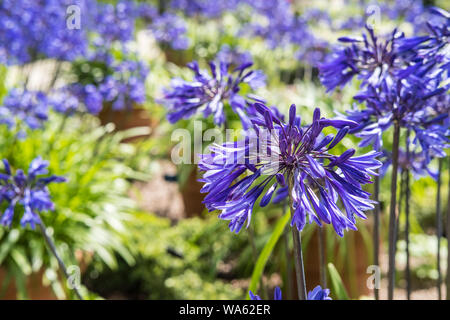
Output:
0 0 448 300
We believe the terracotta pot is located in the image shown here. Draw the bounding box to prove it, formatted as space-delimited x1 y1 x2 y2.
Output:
164 48 192 67
303 228 371 299
0 250 92 300
98 106 156 142
180 168 206 218
0 268 56 300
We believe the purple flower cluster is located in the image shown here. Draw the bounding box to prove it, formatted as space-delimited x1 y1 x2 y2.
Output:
0 89 49 131
240 0 328 66
199 104 381 236
170 0 239 18
63 53 149 115
0 157 66 229
0 0 90 65
161 58 266 128
94 1 139 45
99 59 149 111
249 285 331 300
320 8 449 170
148 12 190 50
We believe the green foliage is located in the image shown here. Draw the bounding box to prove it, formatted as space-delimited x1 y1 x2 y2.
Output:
328 262 350 300
247 212 290 298
0 113 144 299
85 212 245 299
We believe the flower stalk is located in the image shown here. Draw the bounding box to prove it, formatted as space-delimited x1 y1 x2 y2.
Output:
405 131 411 300
38 220 84 300
436 158 443 300
446 156 450 300
288 175 307 300
373 173 380 300
388 121 400 300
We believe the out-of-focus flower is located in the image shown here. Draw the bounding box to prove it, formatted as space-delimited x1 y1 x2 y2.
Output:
216 45 252 67
99 59 149 110
0 89 48 131
0 157 66 229
161 58 266 128
0 0 90 65
249 285 331 300
67 84 103 115
170 0 238 18
149 12 190 50
199 104 381 236
379 149 439 180
48 89 80 115
94 0 139 45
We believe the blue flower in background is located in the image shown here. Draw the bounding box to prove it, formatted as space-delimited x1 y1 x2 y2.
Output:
379 149 439 181
94 0 139 45
99 59 149 110
321 10 449 168
249 286 282 300
0 0 90 65
0 89 49 132
307 285 332 300
170 0 238 18
319 25 403 93
0 157 66 229
161 58 266 128
48 89 80 115
149 12 190 50
249 285 331 300
199 103 381 236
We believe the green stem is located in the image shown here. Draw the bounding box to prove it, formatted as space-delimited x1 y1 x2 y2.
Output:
388 121 400 300
288 175 307 300
436 158 443 300
373 173 380 300
405 129 411 299
38 220 83 300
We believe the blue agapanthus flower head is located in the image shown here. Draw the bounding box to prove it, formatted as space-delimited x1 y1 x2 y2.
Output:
199 103 381 236
249 286 282 300
0 157 66 229
0 0 90 65
319 25 403 92
94 0 139 45
396 7 449 79
307 285 332 300
379 148 439 180
171 0 238 18
161 58 266 128
249 285 331 300
0 89 49 132
149 12 190 50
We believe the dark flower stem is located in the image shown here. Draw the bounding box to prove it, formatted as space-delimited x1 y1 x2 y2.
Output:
288 175 307 300
388 121 400 300
405 130 411 300
446 156 450 300
373 173 380 300
283 201 294 300
318 227 327 288
436 158 443 300
38 220 84 300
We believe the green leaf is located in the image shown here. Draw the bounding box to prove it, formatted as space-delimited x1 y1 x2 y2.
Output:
247 212 290 299
327 262 350 300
